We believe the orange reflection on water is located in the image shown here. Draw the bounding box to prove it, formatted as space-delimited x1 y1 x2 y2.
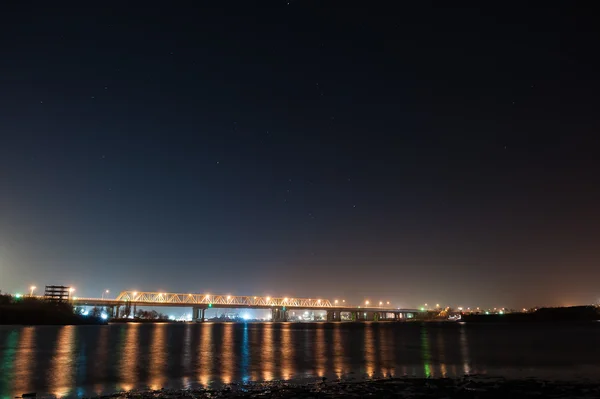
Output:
380 326 395 377
149 324 167 390
13 327 35 395
261 324 274 381
49 326 76 398
314 326 325 377
93 326 110 394
280 324 294 380
198 323 213 386
221 323 234 384
459 326 471 375
183 324 192 372
333 323 344 378
364 323 375 378
118 323 139 389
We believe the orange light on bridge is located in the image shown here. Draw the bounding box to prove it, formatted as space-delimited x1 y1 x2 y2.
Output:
266 296 271 302
387 301 390 305
317 299 321 304
283 297 288 302
379 301 383 306
227 295 231 300
365 300 370 305
334 300 338 304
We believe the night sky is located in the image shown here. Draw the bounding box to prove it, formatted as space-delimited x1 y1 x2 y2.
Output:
1 2 599 309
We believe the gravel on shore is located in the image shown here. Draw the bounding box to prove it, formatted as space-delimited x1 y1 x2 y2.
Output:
87 376 600 399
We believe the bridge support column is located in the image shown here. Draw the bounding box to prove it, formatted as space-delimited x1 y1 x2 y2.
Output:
192 307 205 322
271 308 287 322
133 304 137 318
326 310 341 321
115 305 121 318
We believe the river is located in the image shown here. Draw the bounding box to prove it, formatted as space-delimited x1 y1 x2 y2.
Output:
1 322 599 398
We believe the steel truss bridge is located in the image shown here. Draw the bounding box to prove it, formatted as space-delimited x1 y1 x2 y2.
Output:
72 291 421 321
115 291 335 308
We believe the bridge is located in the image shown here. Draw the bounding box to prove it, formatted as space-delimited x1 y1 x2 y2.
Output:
72 291 421 321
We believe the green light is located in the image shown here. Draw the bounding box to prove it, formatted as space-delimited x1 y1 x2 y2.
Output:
499 311 504 315
14 293 22 299
208 303 212 308
485 311 489 315
282 306 286 311
420 307 425 311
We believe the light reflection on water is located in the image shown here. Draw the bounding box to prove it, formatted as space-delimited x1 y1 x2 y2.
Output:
49 326 76 397
2 322 600 398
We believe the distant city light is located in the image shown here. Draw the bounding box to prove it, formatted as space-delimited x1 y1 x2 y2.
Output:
436 303 440 308
15 293 23 299
242 313 251 320
100 313 108 320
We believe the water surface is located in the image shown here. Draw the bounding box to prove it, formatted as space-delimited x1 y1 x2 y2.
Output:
1 322 599 398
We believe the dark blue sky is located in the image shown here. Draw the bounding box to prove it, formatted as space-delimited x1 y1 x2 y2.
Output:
1 2 599 308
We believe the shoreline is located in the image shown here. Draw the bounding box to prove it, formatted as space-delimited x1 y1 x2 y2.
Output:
84 376 600 399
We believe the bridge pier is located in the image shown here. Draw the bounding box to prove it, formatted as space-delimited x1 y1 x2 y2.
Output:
192 307 206 322
271 308 287 322
326 310 342 321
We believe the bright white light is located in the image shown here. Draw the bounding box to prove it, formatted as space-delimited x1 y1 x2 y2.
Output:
168 315 176 320
227 295 231 300
81 310 89 316
242 313 251 320
100 313 108 320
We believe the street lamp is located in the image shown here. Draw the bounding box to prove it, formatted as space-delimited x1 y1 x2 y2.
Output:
29 286 36 297
102 289 109 299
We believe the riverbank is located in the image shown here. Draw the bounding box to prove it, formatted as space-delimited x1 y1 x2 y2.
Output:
0 304 106 325
87 377 600 398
